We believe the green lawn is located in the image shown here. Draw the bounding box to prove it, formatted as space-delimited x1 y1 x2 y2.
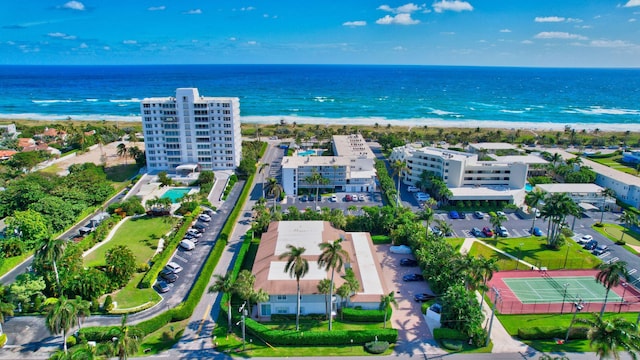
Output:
0 252 32 277
594 223 640 247
104 164 140 184
498 312 640 353
137 319 188 356
445 238 466 251
260 318 386 332
469 242 517 271
481 237 601 270
590 156 639 176
111 272 161 310
84 216 176 267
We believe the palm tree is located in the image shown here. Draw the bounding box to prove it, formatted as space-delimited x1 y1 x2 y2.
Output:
258 163 270 199
318 239 350 331
541 192 578 248
279 245 309 331
116 143 127 161
596 261 629 317
420 208 435 236
45 296 79 354
264 177 283 213
477 257 499 309
435 219 454 238
599 188 616 224
69 342 111 360
525 190 545 231
379 292 398 329
112 315 139 360
391 160 408 207
73 297 91 331
304 169 329 209
619 210 639 243
576 314 640 360
490 214 507 240
317 279 332 322
208 272 236 332
36 237 66 295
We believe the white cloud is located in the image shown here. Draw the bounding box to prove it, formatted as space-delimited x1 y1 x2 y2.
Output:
393 46 407 51
589 39 633 47
629 18 637 22
378 3 422 13
534 31 588 40
247 41 257 45
123 40 137 45
103 46 110 50
500 29 511 33
376 13 419 25
241 7 256 11
432 1 473 13
62 1 85 11
343 20 367 27
148 6 166 11
47 32 76 40
624 0 640 7
566 18 583 23
521 40 533 44
229 37 237 41
440 31 456 35
79 42 88 48
535 16 565 22
183 9 202 15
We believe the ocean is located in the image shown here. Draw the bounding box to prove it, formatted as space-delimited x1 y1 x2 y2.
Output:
0 64 639 131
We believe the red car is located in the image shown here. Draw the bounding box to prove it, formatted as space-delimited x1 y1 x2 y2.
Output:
482 227 494 237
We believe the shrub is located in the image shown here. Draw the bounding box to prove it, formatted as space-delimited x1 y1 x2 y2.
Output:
341 307 389 323
560 227 574 237
433 328 468 340
517 326 588 340
137 263 150 273
616 240 626 245
67 335 77 347
0 333 7 348
364 340 389 354
103 295 113 312
90 299 100 313
441 339 463 351
594 222 604 227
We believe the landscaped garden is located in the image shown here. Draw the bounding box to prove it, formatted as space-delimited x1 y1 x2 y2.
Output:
593 222 640 255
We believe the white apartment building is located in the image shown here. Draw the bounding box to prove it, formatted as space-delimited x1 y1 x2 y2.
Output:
281 134 377 196
141 88 241 173
389 144 528 204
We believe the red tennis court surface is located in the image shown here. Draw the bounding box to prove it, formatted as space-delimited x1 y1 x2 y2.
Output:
487 269 640 314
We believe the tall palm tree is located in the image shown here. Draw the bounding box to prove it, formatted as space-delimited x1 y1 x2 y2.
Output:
435 219 454 238
420 208 435 236
490 214 507 240
116 143 127 161
525 190 545 231
208 272 236 332
596 261 629 317
391 160 408 207
599 188 616 224
304 169 329 210
379 292 398 329
112 315 139 360
44 296 79 354
73 297 91 331
619 211 639 243
317 279 332 322
541 192 577 248
258 163 270 199
318 239 350 331
36 237 66 295
477 257 499 309
576 314 640 360
279 245 309 331
264 177 283 213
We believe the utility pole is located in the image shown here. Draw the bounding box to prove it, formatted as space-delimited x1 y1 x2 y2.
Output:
238 302 247 351
486 287 501 347
565 297 584 343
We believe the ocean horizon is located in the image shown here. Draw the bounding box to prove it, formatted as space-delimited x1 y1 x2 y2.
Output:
1 64 639 131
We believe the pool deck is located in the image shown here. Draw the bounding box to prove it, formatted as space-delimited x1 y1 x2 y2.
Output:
137 183 197 208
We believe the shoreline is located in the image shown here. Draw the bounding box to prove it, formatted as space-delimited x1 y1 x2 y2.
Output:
1 113 639 132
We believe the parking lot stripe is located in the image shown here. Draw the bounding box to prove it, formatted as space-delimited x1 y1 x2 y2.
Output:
608 257 619 263
628 269 637 275
174 255 188 263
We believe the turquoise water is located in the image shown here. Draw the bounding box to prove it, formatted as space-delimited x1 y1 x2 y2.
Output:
161 188 191 203
525 183 533 192
298 150 315 156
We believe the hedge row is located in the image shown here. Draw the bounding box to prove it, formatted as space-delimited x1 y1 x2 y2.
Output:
433 328 468 341
341 307 389 323
374 159 396 207
517 326 588 340
244 317 397 346
75 215 120 252
139 211 200 289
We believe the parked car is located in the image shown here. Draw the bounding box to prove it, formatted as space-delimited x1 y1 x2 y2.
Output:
592 244 609 255
187 229 202 237
532 227 544 236
471 227 483 237
159 269 178 283
203 209 215 216
414 293 436 302
330 194 338 202
165 261 183 274
154 280 170 293
429 303 443 314
578 235 593 244
408 186 420 192
400 258 418 267
179 239 195 251
193 222 207 231
358 194 366 201
458 212 466 219
448 210 460 219
498 226 509 237
474 211 484 219
300 195 308 202
390 245 412 254
482 227 494 237
431 226 443 237
415 192 430 201
198 214 211 222
345 194 353 202
496 211 506 217
584 240 598 251
402 273 425 282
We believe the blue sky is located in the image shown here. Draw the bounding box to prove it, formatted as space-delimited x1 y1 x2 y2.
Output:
2 1 640 67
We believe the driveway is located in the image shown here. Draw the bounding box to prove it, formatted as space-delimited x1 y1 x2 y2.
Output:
373 244 447 357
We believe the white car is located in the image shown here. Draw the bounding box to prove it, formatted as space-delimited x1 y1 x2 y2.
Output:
330 194 338 202
179 239 195 251
415 192 430 201
577 235 593 244
358 194 366 201
198 214 211 222
165 261 183 274
407 186 420 192
390 245 412 254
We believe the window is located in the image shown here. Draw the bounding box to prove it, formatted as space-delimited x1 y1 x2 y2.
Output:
260 304 271 316
276 295 287 301
275 307 288 314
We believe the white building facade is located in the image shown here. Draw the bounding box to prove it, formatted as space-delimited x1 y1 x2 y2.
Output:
141 88 241 173
389 145 528 204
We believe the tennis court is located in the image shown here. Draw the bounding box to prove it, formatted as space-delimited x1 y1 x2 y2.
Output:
503 276 621 304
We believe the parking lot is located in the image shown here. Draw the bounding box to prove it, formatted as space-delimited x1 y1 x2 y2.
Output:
284 191 384 213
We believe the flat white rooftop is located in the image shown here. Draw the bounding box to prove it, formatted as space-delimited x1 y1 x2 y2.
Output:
351 233 384 295
332 134 375 159
469 142 518 151
268 261 326 281
274 221 324 256
493 155 549 165
536 183 604 194
281 156 351 168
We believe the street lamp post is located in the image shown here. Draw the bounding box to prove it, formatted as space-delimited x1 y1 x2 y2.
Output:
237 302 247 351
560 283 570 314
565 298 584 343
619 282 628 314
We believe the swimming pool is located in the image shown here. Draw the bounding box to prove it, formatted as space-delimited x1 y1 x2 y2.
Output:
525 183 533 192
298 150 316 156
161 188 192 203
